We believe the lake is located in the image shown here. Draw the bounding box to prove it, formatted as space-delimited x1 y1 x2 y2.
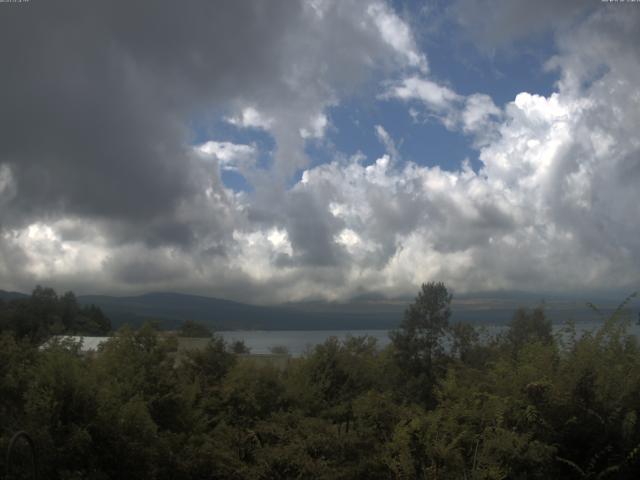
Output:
218 320 640 356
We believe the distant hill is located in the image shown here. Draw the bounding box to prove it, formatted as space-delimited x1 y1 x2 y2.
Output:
77 292 405 330
3 288 636 331
0 290 29 301
77 291 639 330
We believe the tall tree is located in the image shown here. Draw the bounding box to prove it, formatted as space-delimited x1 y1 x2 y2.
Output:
390 281 452 405
179 319 212 338
505 306 552 354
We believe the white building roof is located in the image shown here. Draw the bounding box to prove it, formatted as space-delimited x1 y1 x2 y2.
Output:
40 335 111 353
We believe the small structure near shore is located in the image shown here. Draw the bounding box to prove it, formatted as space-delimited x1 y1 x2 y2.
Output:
39 335 111 357
40 334 290 369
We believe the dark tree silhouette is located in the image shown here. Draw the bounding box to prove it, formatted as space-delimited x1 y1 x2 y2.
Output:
390 281 452 405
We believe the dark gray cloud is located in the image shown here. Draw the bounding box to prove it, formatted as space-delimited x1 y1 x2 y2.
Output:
0 0 431 300
1 1 638 303
0 0 300 230
284 189 345 267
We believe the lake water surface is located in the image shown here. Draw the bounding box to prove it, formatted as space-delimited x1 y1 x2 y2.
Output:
218 320 640 356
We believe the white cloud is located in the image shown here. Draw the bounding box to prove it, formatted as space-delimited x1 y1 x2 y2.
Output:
230 228 294 281
226 107 273 129
374 125 399 160
222 0 429 180
383 76 460 110
3 220 108 280
382 78 504 144
196 141 257 172
461 93 501 135
299 113 328 139
366 2 428 72
3 4 639 303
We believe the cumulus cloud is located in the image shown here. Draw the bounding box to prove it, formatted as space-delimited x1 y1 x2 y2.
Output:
460 94 502 137
220 0 429 180
0 0 429 298
0 0 423 226
381 76 502 141
1 1 638 303
266 6 639 300
0 0 300 230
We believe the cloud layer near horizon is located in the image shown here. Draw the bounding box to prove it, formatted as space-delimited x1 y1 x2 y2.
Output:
0 1 638 303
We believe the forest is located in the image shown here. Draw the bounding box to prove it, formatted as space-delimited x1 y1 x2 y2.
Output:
1 283 640 479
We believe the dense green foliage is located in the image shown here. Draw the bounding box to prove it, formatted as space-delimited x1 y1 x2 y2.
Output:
390 281 452 407
0 286 111 342
1 285 640 479
179 320 213 338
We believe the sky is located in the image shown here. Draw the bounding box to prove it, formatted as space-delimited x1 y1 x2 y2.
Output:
0 0 639 303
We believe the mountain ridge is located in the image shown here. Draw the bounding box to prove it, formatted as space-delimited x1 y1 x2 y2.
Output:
2 289 636 331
